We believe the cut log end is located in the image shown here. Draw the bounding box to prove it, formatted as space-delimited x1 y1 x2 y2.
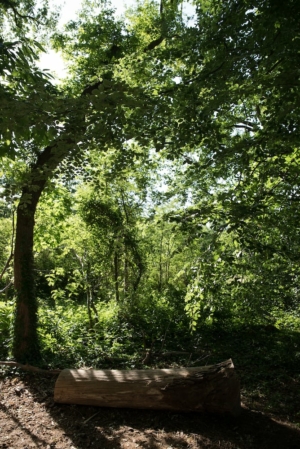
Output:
54 359 240 416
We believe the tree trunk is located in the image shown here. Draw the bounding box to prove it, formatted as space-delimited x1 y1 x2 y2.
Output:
54 359 240 416
11 74 100 361
11 75 105 362
13 181 46 362
13 140 75 361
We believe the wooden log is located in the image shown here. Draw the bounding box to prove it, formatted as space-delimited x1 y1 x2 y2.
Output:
54 359 240 416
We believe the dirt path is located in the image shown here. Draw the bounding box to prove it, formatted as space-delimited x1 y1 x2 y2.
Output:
0 374 299 449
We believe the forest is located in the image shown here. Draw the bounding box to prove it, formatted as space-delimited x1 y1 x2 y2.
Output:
0 0 300 447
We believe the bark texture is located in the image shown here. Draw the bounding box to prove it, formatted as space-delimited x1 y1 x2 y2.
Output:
54 359 241 416
13 173 48 361
13 141 73 361
12 80 93 361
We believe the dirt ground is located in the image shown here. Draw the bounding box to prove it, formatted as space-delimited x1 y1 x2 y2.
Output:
0 373 300 449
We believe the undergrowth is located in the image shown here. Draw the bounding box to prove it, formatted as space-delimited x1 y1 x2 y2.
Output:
0 299 299 426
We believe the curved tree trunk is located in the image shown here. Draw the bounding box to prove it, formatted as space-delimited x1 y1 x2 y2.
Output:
12 80 103 362
13 141 75 361
13 143 61 361
11 30 168 361
13 183 45 361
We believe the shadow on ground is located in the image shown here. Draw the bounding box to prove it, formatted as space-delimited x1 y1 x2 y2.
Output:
1 323 299 448
14 373 300 449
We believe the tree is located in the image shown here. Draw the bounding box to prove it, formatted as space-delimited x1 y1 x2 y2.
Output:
3 0 300 361
157 0 300 324
0 0 61 360
2 0 185 361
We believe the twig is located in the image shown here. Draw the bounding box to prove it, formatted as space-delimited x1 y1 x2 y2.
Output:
0 253 13 283
10 5 43 27
191 353 211 365
0 361 61 375
0 209 15 284
11 209 15 258
0 281 13 294
186 352 193 365
160 321 170 353
83 411 100 424
157 351 190 357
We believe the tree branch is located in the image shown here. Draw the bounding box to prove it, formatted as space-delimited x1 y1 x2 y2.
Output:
0 281 13 294
144 35 165 52
233 124 254 132
0 361 61 375
0 252 14 283
266 58 283 74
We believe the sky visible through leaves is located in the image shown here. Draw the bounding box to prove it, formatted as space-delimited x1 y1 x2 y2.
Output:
38 0 139 78
38 0 195 78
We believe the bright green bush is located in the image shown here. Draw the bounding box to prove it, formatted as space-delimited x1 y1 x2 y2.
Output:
38 300 123 367
0 301 14 358
36 293 192 368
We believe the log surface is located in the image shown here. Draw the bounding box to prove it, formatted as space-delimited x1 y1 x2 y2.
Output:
54 359 240 415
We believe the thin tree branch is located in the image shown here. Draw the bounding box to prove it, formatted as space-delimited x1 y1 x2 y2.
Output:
233 124 254 131
0 361 61 375
0 253 13 283
186 62 226 84
266 58 283 74
0 208 15 283
0 281 13 294
9 5 42 27
11 208 15 253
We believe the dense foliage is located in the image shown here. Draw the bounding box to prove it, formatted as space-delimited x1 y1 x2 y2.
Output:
0 1 299 422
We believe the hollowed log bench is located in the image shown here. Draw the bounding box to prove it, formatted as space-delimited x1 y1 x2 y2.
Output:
54 358 240 416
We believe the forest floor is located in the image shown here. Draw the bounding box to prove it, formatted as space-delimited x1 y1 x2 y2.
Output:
0 369 300 449
1 324 300 448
